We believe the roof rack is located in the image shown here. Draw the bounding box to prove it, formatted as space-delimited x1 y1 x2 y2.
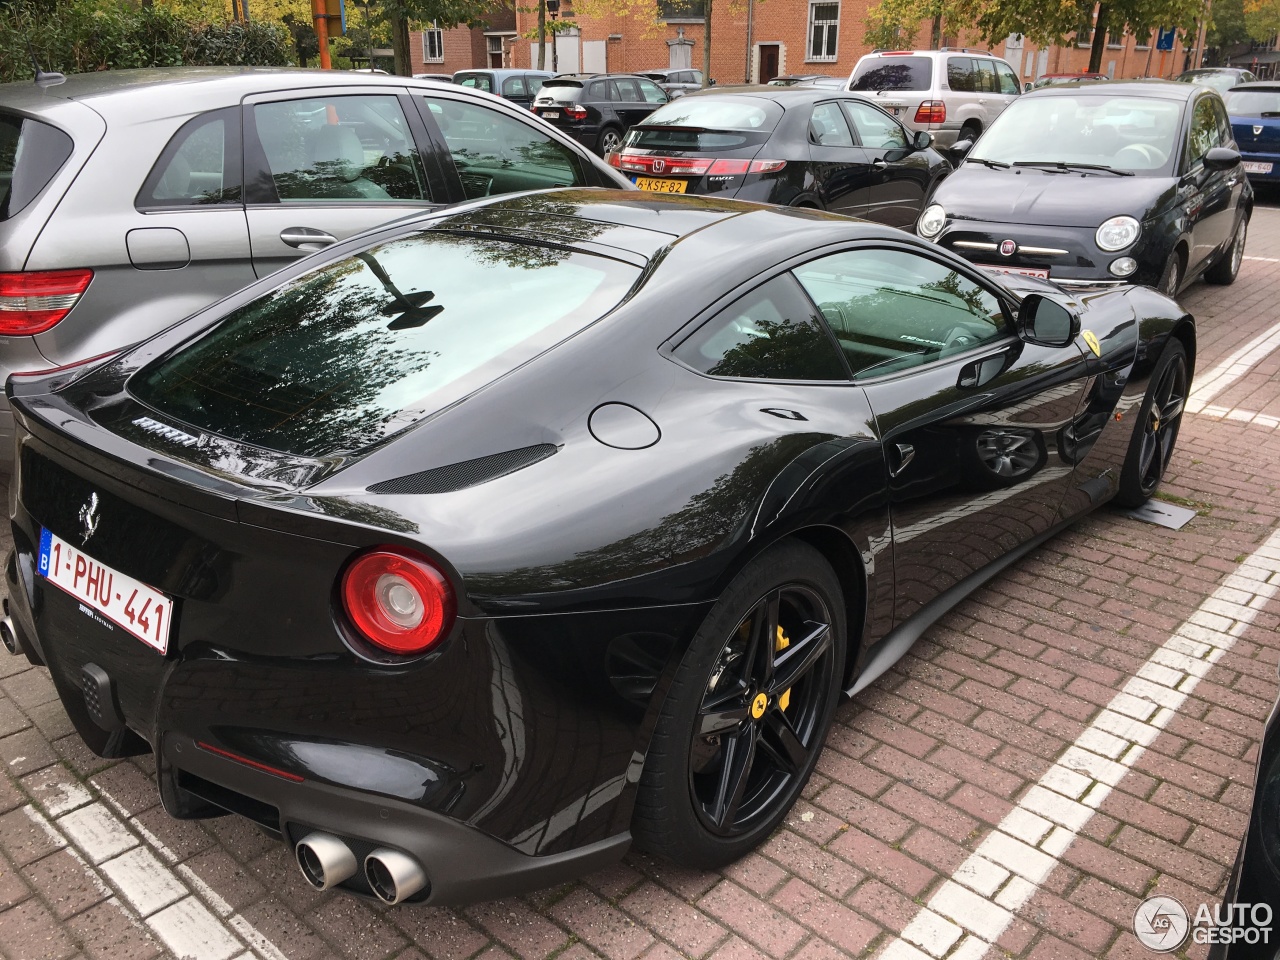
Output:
938 47 992 54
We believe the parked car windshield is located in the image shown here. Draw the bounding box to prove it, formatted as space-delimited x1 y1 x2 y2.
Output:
627 98 782 149
1 113 74 222
850 58 932 92
1224 88 1280 116
131 232 639 457
970 95 1183 173
1177 71 1242 93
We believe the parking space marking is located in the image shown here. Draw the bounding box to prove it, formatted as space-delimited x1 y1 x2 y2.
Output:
16 778 289 960
1187 319 1280 413
1243 256 1280 262
877 526 1280 960
1192 406 1280 428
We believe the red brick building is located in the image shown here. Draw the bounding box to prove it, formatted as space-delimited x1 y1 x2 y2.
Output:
506 0 1191 86
407 8 520 76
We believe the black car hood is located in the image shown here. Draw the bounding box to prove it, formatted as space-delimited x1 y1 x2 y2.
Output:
933 165 1177 227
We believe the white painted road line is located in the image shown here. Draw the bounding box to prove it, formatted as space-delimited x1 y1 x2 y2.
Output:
877 526 1280 960
1192 406 1280 428
1187 319 1280 412
1244 256 1280 263
15 771 291 960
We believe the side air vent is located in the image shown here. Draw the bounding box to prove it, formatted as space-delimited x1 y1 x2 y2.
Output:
367 444 560 495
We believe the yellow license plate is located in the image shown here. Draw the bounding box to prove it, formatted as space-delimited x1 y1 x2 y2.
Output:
635 177 687 193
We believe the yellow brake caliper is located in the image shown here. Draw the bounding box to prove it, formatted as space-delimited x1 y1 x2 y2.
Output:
776 626 791 712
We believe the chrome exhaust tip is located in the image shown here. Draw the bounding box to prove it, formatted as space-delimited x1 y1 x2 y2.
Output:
0 616 19 656
295 833 358 890
365 848 427 905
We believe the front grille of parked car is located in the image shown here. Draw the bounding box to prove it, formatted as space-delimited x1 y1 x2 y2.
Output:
367 443 560 494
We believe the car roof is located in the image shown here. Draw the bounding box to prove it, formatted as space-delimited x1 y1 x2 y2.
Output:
677 85 875 105
0 66 456 112
1024 78 1202 101
1229 81 1280 91
455 68 551 78
1181 67 1251 75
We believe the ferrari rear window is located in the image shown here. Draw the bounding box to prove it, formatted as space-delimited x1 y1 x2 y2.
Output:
1 113 74 222
130 232 639 457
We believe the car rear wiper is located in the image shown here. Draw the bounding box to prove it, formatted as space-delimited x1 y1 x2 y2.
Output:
1013 160 1134 176
967 157 1011 169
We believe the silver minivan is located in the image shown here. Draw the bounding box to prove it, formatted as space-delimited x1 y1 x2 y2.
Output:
848 49 1021 148
0 68 629 467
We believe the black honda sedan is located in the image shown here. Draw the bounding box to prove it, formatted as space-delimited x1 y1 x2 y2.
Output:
609 87 951 228
3 189 1193 907
919 80 1252 297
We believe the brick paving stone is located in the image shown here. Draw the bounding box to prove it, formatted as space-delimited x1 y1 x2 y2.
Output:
758 830 863 899
548 888 653 960
826 828 934 898
0 853 30 911
0 728 58 778
25 849 109 921
309 897 408 960
465 899 572 960
0 807 66 868
391 908 490 960
0 898 79 960
65 900 163 960
620 881 727 956
177 847 265 915
771 877 880 955
695 882 807 959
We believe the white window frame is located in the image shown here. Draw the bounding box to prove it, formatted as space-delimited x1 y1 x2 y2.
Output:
807 1 840 63
423 23 444 63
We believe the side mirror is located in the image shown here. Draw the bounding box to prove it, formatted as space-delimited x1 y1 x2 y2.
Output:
1023 81 1033 92
948 138 975 163
1204 146 1241 170
1017 293 1081 347
912 130 933 150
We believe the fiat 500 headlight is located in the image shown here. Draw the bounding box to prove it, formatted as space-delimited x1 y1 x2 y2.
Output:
1096 215 1140 252
918 204 946 239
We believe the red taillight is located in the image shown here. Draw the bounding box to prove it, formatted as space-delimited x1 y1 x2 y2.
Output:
341 548 456 656
914 101 946 124
607 151 622 168
618 154 786 177
707 159 749 175
0 269 93 335
563 104 588 120
196 742 305 782
748 159 787 173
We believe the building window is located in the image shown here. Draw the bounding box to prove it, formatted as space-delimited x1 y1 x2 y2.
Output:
808 2 839 61
423 23 444 62
658 0 706 21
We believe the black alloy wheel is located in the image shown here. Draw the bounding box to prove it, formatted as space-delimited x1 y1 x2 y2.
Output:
633 541 845 867
1116 339 1188 506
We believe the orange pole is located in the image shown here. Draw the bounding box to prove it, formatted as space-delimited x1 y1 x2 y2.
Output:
312 0 332 69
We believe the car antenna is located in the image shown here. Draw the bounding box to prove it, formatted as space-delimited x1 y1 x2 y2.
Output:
28 41 65 86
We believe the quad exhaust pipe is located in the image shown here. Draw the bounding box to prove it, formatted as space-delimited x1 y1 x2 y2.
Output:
365 848 428 904
295 833 358 890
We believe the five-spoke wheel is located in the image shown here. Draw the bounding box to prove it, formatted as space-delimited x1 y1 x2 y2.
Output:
634 541 845 866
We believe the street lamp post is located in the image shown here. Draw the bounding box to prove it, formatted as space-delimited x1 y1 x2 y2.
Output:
546 0 559 73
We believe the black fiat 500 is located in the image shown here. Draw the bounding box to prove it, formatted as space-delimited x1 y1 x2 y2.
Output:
919 80 1252 297
4 190 1193 907
610 87 951 228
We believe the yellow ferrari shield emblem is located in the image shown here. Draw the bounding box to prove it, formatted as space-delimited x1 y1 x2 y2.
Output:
751 693 768 719
1082 330 1101 357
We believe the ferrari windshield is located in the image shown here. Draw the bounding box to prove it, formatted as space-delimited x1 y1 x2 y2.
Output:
970 95 1184 174
131 232 639 457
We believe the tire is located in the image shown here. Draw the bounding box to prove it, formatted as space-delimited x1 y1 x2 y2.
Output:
1158 248 1183 299
633 540 846 868
1205 214 1248 285
958 122 981 144
597 127 623 155
1115 339 1189 508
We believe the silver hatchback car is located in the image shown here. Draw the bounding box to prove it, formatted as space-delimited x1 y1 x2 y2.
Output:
0 67 630 467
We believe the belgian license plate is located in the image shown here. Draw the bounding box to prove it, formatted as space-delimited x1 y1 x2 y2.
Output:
541 110 560 119
1244 161 1273 174
976 262 1050 279
634 177 687 193
38 528 172 654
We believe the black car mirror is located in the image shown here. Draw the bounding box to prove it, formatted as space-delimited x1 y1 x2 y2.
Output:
948 138 975 163
1204 146 1242 170
912 130 933 150
1017 293 1080 347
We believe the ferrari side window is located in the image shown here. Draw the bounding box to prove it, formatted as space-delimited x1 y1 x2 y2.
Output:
794 248 1008 379
674 274 848 381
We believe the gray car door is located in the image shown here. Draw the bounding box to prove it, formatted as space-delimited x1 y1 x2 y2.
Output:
242 89 441 278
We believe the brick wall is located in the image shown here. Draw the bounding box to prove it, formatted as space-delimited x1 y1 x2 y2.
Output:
511 0 1189 85
408 24 489 75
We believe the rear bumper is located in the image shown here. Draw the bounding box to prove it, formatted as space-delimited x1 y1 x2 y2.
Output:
160 730 630 905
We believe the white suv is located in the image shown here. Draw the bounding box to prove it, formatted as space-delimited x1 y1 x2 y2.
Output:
848 48 1021 148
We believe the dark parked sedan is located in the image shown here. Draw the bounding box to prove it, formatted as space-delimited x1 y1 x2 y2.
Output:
533 74 670 154
610 87 951 227
921 80 1252 296
1224 82 1280 186
3 189 1193 906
